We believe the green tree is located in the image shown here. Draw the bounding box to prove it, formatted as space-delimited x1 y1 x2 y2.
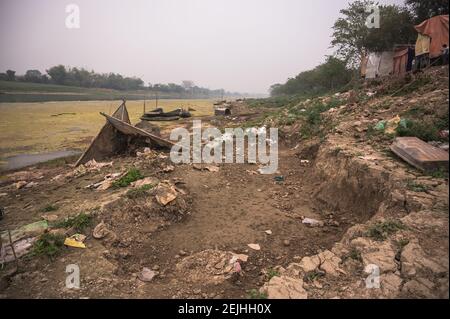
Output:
331 1 415 67
24 69 43 83
405 0 449 23
46 65 67 85
6 70 16 81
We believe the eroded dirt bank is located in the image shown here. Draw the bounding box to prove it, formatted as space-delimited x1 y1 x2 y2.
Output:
0 67 448 299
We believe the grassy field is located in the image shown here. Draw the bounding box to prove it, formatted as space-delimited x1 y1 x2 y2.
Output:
0 99 214 161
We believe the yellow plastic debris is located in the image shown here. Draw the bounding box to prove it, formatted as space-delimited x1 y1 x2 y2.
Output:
64 235 87 249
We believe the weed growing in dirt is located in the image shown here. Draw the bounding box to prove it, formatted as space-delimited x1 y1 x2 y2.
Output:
366 220 406 241
41 204 58 212
112 168 143 188
395 119 442 142
304 270 325 282
126 184 155 199
267 268 280 280
343 248 362 262
407 180 429 193
53 212 92 233
396 238 410 250
32 233 65 259
248 289 268 299
429 169 449 179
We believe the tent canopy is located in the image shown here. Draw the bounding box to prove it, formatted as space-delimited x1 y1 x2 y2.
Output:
415 15 449 58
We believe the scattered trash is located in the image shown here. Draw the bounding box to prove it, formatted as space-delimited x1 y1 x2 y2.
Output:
0 237 36 264
41 214 59 222
1 220 49 244
193 164 220 172
25 181 38 188
163 165 175 173
132 177 159 188
86 172 122 191
155 182 178 206
274 176 285 183
247 243 261 251
265 230 272 235
85 159 113 170
92 221 110 239
246 170 258 175
373 116 401 135
302 218 324 227
64 234 87 249
51 174 63 182
439 130 449 138
175 250 248 284
14 181 27 189
138 267 158 282
137 147 154 158
300 160 310 165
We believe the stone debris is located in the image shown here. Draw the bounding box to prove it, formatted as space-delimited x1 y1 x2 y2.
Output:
260 275 308 299
247 243 261 251
138 267 158 282
302 217 324 227
175 249 249 284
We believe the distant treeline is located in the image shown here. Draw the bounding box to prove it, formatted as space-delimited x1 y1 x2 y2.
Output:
0 65 238 97
270 57 352 96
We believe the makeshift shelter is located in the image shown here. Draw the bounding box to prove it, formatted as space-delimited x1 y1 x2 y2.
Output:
414 15 449 59
392 45 415 76
361 51 395 79
76 101 174 166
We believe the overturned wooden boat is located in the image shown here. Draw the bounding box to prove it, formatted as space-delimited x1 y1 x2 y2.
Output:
75 101 174 166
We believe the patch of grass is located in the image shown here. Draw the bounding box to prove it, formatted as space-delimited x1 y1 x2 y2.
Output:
267 268 280 280
53 212 92 233
429 169 448 179
396 238 410 250
395 118 441 142
366 219 406 241
112 168 144 188
41 204 58 212
125 184 155 199
343 248 362 262
407 180 429 193
31 233 65 259
248 289 268 299
304 270 325 282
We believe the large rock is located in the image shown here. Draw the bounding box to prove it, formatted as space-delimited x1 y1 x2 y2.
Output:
360 241 397 273
260 275 307 299
380 273 402 297
317 250 343 276
401 240 448 277
299 256 321 273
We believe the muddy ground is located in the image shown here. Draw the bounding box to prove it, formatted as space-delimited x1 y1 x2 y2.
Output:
0 69 449 299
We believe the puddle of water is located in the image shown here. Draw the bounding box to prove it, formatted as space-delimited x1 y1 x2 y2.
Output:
1 150 81 171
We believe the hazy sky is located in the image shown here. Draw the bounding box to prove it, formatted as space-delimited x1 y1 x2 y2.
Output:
0 0 404 94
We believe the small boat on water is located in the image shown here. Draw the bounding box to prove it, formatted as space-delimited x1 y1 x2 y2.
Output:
140 108 191 121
